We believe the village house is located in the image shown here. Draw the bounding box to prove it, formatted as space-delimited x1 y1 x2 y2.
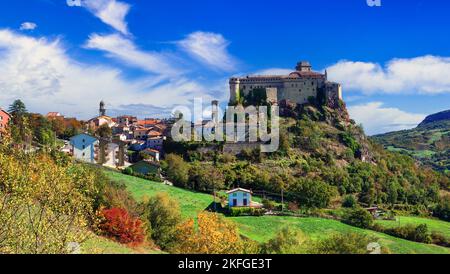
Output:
146 136 164 151
141 148 160 162
88 101 116 130
134 127 150 140
117 115 138 126
70 133 99 163
0 108 11 136
136 119 161 129
46 112 63 119
227 188 254 208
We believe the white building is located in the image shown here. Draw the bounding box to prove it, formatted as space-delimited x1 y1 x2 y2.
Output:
227 188 253 208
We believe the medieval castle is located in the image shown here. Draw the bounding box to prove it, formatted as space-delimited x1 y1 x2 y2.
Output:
229 61 342 107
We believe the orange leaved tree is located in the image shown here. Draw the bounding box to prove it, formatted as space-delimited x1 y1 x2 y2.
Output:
173 212 244 254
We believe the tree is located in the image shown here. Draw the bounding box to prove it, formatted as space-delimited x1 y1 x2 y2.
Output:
142 193 181 249
173 212 244 254
0 147 98 254
433 196 450 221
189 164 225 192
98 208 145 245
261 227 309 254
95 124 112 139
8 99 27 117
8 100 31 144
163 154 190 187
311 233 379 254
290 178 337 208
342 195 357 208
342 207 374 229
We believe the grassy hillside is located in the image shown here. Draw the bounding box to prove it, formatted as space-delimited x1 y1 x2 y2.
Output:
107 171 213 218
376 216 450 238
82 234 165 254
232 216 449 254
106 171 450 254
373 119 450 173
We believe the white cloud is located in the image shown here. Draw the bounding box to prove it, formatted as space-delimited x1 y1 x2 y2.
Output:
20 22 37 31
0 29 217 119
347 102 426 135
85 33 181 77
67 0 131 35
327 56 450 95
177 31 237 72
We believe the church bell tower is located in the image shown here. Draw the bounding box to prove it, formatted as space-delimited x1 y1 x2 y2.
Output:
99 101 106 116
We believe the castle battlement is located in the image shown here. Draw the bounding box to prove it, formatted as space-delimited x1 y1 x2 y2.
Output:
229 61 342 107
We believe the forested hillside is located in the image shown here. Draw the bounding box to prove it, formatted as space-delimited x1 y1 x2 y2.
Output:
373 110 450 173
163 100 450 213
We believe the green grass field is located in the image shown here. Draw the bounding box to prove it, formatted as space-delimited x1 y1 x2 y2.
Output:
107 171 213 218
82 234 165 254
231 216 449 254
376 216 450 238
106 171 450 254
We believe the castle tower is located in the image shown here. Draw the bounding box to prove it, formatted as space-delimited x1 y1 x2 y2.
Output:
229 78 240 105
99 101 106 116
295 61 312 72
211 100 219 124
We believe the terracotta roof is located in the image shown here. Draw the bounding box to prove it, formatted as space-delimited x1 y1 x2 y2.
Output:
46 112 62 118
148 130 162 137
136 119 160 126
0 109 11 117
144 148 160 154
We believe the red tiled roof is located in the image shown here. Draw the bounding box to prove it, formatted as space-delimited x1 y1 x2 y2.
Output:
46 112 62 118
136 119 160 126
144 148 160 154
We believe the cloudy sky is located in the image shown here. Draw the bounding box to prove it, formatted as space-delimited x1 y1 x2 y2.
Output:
0 0 450 135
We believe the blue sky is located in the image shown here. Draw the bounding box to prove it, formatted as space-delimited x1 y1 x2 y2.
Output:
0 0 450 135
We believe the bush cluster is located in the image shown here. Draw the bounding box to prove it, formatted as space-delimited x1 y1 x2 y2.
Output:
98 208 145 245
228 207 265 217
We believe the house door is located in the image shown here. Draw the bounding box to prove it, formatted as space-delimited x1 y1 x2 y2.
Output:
243 199 248 206
233 199 237 206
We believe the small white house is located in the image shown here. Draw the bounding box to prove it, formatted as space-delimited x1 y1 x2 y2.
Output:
226 188 253 208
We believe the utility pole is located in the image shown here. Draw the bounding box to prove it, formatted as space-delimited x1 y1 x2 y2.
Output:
213 186 216 212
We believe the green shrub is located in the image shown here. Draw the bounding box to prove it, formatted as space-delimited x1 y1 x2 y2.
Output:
342 207 374 229
122 167 133 175
141 193 182 249
381 224 432 244
311 233 379 254
262 199 276 211
342 195 357 208
229 207 265 217
261 227 309 254
433 196 450 222
431 232 450 248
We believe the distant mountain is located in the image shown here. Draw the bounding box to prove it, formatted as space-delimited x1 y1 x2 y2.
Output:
372 109 450 173
418 110 450 127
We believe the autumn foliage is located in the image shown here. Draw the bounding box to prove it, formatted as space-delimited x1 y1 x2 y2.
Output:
173 212 244 254
99 208 145 245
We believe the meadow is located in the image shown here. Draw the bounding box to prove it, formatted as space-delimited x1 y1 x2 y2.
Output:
105 171 450 254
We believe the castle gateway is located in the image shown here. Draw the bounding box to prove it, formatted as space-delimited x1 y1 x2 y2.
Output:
229 61 342 107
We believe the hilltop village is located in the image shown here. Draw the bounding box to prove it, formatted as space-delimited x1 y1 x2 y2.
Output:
2 61 342 176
